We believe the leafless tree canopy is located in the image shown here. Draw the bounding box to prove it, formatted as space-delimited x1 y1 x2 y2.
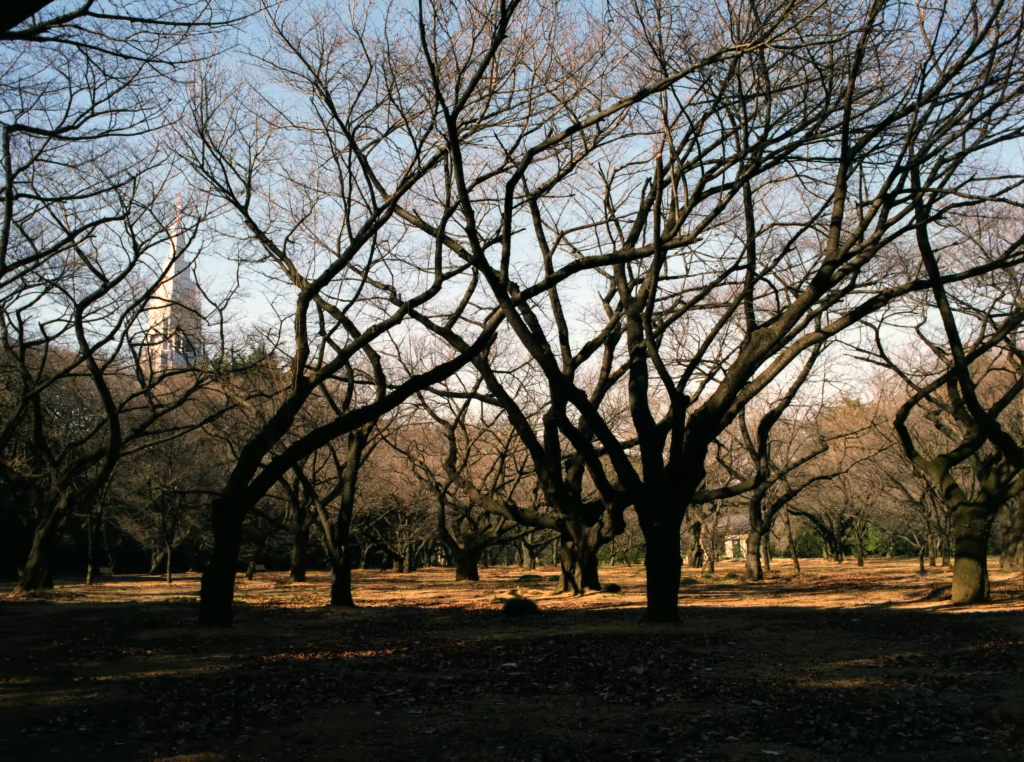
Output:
0 0 1021 624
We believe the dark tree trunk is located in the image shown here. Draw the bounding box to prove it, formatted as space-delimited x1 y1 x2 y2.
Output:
581 546 600 590
855 535 865 566
85 512 98 585
245 532 269 581
557 535 581 594
950 505 993 604
330 565 355 607
290 524 309 582
744 530 763 581
17 506 61 593
687 521 703 568
761 533 771 573
783 510 800 574
165 544 173 584
198 501 243 627
454 550 481 581
998 497 1024 572
918 544 926 574
557 524 602 594
928 532 937 567
642 520 683 622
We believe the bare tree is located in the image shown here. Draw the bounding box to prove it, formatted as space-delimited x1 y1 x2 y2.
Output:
390 392 538 583
409 0 1024 620
177 2 521 625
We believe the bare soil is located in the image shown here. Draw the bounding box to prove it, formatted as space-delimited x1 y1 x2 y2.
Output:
1 558 1021 762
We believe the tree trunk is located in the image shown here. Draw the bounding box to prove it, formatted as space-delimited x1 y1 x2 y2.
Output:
557 535 581 594
165 544 173 584
454 550 481 581
290 524 309 582
330 565 356 607
855 535 865 567
557 525 602 594
245 531 269 581
581 545 600 590
687 521 703 568
17 506 61 593
783 510 800 574
86 512 98 585
642 519 683 623
744 530 763 581
520 541 537 570
761 533 771 573
918 544 926 574
198 501 243 627
927 531 937 567
950 506 993 604
998 497 1024 572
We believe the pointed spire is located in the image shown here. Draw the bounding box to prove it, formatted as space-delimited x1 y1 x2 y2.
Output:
144 195 203 373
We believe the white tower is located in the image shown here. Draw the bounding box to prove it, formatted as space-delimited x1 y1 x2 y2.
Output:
144 205 202 373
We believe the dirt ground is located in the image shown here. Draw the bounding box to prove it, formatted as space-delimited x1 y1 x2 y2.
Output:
1 558 1021 762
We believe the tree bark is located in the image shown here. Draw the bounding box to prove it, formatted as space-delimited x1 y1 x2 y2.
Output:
950 505 993 604
557 524 602 594
642 521 682 622
198 500 243 627
17 504 62 593
454 550 481 581
165 544 173 584
330 565 356 607
998 497 1024 572
290 524 309 582
744 529 763 581
687 521 703 568
85 512 99 585
783 510 800 574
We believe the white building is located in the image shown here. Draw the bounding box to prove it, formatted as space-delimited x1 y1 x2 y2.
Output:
143 211 202 373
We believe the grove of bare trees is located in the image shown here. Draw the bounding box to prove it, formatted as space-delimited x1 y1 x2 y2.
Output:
1 0 1021 627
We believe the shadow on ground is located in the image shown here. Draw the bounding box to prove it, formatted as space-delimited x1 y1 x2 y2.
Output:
0 564 1021 762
